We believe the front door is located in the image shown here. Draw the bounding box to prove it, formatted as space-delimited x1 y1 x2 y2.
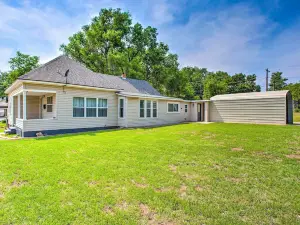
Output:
197 104 202 121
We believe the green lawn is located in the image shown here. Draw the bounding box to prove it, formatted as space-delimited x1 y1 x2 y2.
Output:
0 123 300 224
294 112 300 122
0 121 6 133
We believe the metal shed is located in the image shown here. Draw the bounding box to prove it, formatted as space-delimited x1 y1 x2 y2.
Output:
209 90 293 125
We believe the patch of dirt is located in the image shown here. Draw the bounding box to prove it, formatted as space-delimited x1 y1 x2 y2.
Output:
231 147 243 151
155 187 173 193
253 151 275 159
169 165 177 173
11 180 28 188
212 164 223 170
88 181 99 187
286 154 300 160
116 201 129 211
59 180 68 185
132 180 148 188
103 206 114 215
179 185 187 197
195 185 204 192
226 177 243 183
202 132 216 139
181 173 198 180
140 203 156 220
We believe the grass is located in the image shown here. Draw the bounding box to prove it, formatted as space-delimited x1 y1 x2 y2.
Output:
0 123 300 224
0 121 6 133
294 112 300 122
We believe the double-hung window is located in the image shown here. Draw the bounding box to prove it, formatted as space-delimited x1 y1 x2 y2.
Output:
119 98 124 118
73 97 85 117
140 100 145 118
140 100 158 118
146 100 151 118
86 98 97 117
98 99 108 117
46 96 53 112
152 101 157 118
168 103 179 113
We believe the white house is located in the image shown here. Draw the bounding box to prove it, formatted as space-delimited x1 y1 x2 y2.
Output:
5 56 293 137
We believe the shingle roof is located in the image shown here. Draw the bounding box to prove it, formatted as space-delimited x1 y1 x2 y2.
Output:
210 90 289 101
19 55 162 96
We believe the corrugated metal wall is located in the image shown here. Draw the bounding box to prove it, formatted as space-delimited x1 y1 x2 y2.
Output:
209 97 288 124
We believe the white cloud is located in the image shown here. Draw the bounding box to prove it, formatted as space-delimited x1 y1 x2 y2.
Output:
0 47 13 71
151 0 175 25
0 1 96 70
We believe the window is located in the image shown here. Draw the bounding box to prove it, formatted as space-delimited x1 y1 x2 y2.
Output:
168 103 179 113
119 98 124 118
185 104 188 113
98 99 108 117
140 100 145 118
73 97 85 117
146 100 151 118
46 96 53 112
86 98 97 117
153 101 157 118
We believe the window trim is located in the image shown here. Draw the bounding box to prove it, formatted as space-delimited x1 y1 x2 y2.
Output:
152 101 158 118
73 97 85 118
119 97 125 119
86 98 97 118
146 100 152 118
46 96 54 113
72 97 109 118
139 99 158 119
98 98 108 118
139 99 145 118
167 102 180 113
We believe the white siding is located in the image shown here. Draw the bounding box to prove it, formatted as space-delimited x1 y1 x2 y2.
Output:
8 84 23 125
16 118 23 129
22 83 118 132
126 98 190 127
209 97 287 124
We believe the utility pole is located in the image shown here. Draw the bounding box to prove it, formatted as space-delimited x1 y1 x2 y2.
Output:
265 68 270 91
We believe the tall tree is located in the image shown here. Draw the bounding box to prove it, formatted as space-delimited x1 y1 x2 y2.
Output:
284 83 300 109
0 51 39 96
203 71 230 99
269 72 288 91
60 8 178 94
179 67 207 100
228 73 260 93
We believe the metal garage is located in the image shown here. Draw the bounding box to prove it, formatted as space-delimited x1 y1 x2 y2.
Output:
209 90 293 125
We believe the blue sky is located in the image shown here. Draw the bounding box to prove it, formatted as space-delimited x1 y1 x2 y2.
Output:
1 0 300 90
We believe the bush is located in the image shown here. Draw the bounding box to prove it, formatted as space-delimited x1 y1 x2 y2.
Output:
295 108 300 113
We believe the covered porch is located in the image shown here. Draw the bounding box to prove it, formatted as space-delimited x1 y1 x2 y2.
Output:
11 89 57 130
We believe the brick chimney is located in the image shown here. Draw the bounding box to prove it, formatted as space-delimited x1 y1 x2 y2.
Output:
121 73 126 79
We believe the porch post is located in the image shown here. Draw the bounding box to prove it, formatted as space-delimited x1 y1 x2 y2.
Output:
23 91 27 120
204 102 210 122
11 96 14 125
17 94 21 118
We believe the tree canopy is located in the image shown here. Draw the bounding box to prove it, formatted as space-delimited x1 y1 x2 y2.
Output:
0 51 39 96
269 72 288 91
0 8 264 100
